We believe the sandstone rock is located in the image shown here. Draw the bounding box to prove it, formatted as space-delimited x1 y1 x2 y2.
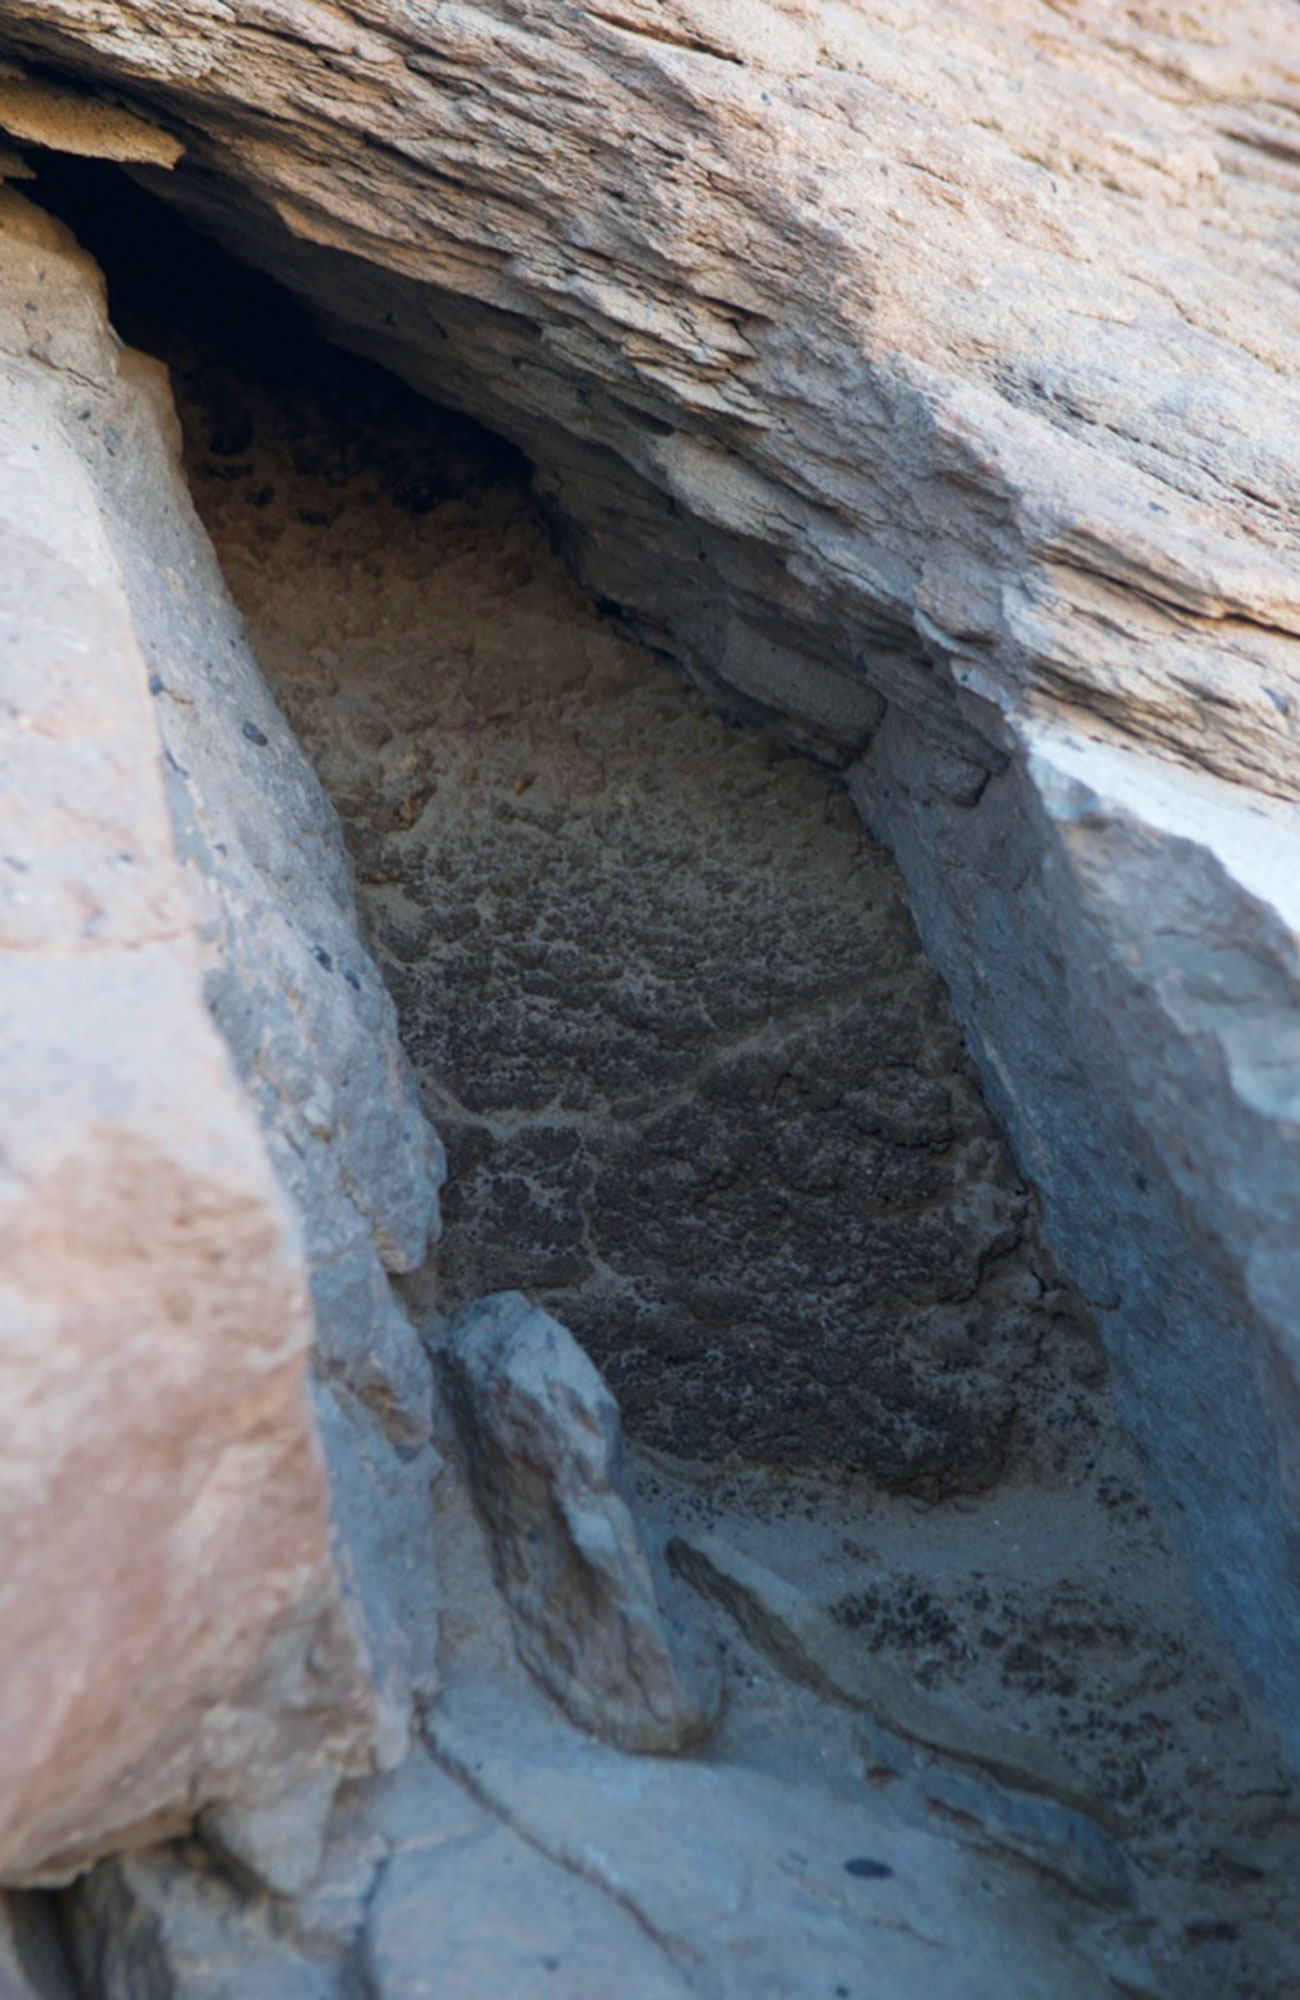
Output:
0 1894 77 2000
0 187 440 1882
669 1529 1104 1826
0 0 1294 1760
439 1294 719 1753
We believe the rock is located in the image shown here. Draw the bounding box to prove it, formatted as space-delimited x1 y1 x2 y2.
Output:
439 1294 719 1753
0 61 181 167
198 1772 339 1900
852 709 1300 1769
66 1849 344 2000
0 186 440 1882
429 1677 1134 2000
920 1767 1134 1911
668 1529 1108 1828
365 1807 693 2000
0 0 1296 1756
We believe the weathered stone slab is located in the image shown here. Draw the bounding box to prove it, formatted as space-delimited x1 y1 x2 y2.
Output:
67 1849 345 2000
853 706 1300 1764
429 1678 1136 2000
440 1294 719 1753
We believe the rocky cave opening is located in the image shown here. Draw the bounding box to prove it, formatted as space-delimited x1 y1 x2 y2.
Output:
14 153 1300 1998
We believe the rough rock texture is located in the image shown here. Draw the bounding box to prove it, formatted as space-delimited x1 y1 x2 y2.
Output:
0 0 1295 1758
440 1294 718 1752
86 205 1104 1505
0 187 441 1884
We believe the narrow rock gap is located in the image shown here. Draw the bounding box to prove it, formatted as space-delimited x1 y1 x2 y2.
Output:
31 153 1092 1497
19 153 1300 2000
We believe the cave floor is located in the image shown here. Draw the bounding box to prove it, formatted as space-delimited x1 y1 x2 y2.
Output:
46 169 1300 1999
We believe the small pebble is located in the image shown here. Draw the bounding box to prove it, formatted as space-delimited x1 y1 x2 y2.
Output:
242 719 269 746
843 1857 892 1880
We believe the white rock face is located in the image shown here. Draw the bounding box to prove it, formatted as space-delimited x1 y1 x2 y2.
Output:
0 191 442 1883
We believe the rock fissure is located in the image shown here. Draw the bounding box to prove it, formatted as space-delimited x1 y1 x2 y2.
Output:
426 1734 703 1979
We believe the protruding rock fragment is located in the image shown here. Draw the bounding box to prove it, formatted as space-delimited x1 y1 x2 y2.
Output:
439 1293 719 1753
0 60 183 165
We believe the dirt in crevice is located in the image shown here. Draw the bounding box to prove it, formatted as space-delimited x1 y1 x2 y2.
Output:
34 160 1300 1999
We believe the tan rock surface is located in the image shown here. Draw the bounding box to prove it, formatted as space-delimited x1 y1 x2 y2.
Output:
0 190 437 1884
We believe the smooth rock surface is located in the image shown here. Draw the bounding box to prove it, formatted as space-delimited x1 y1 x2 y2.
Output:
0 0 1295 1752
440 1294 718 1753
365 1803 693 2000
429 1678 1129 2000
0 186 440 1883
67 1848 345 2000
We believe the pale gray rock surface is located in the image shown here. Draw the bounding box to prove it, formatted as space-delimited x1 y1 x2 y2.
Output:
197 1773 338 1902
440 1293 719 1753
429 1678 1130 2000
365 1811 692 2000
0 0 1295 1755
62 1749 696 2000
851 708 1300 1753
0 186 441 1883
